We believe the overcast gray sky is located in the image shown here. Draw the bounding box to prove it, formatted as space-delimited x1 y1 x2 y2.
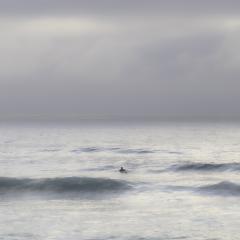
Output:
1 0 240 121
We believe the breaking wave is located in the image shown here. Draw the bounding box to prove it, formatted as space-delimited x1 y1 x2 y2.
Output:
0 177 131 197
171 162 240 172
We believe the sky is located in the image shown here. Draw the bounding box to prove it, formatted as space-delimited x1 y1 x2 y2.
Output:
1 0 240 121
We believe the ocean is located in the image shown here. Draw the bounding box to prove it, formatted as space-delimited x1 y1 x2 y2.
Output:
0 122 240 240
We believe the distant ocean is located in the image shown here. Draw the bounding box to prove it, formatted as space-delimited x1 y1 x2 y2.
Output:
0 122 240 240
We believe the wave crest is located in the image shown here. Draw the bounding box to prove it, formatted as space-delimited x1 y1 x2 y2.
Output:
169 181 240 197
0 177 131 196
198 181 240 196
71 146 155 154
171 162 240 172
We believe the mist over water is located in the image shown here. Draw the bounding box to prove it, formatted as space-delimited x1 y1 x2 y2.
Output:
1 122 240 240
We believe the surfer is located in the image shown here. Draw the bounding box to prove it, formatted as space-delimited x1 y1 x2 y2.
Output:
119 166 127 173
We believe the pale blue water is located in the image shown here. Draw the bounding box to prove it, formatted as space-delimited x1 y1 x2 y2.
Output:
0 122 240 240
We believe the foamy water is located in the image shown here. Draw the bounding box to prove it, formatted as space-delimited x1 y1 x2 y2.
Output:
0 122 240 240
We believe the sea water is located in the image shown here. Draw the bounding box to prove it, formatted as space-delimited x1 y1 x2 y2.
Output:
0 122 240 240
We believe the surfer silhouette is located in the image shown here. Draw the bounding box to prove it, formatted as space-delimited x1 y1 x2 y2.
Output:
119 166 127 173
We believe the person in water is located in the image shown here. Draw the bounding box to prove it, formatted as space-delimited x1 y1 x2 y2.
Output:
119 166 127 173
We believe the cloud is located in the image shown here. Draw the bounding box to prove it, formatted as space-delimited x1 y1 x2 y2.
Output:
0 1 240 120
0 0 240 18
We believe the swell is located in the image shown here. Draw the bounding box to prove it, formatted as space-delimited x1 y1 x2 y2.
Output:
0 177 131 196
71 146 184 155
171 162 240 172
197 181 240 196
170 181 240 197
71 146 155 154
